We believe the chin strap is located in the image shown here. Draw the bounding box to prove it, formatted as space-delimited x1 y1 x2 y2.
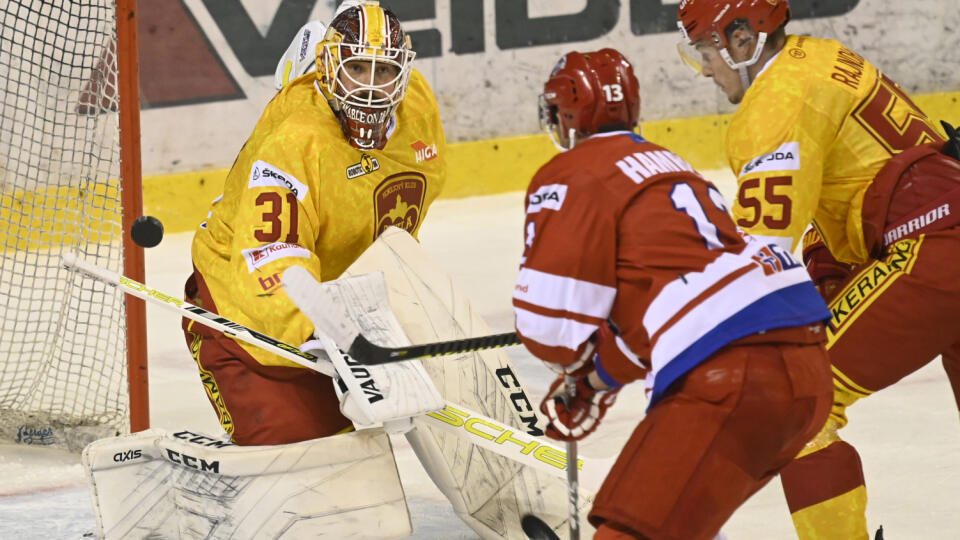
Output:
567 127 577 150
720 31 769 91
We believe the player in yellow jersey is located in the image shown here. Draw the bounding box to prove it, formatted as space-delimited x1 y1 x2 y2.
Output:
182 1 446 445
678 0 960 538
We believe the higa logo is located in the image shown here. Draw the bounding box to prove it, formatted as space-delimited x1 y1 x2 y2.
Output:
346 153 381 179
526 183 568 213
740 142 801 176
411 140 438 163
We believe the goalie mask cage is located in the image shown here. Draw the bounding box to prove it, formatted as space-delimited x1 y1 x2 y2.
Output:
0 0 148 450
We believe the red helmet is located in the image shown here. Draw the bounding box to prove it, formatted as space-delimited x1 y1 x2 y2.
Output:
318 2 415 150
539 48 640 150
678 0 790 50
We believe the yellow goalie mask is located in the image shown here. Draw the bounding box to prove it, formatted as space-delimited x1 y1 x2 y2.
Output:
318 1 416 150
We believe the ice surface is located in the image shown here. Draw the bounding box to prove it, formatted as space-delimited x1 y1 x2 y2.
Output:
2 176 959 539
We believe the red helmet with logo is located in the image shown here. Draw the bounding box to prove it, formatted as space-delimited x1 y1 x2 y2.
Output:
318 1 415 150
678 0 791 50
539 48 640 150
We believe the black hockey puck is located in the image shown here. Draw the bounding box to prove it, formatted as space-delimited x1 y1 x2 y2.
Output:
131 215 164 248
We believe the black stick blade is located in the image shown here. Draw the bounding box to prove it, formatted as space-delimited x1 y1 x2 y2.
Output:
521 514 561 540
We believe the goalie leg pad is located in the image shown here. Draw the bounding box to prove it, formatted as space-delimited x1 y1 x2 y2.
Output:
83 427 411 539
342 227 595 539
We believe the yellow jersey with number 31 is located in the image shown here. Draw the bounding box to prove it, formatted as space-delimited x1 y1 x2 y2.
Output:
190 69 446 368
727 34 944 264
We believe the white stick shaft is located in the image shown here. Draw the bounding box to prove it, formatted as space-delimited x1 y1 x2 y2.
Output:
61 252 332 371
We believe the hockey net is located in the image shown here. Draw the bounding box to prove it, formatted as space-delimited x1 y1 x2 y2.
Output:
0 0 147 451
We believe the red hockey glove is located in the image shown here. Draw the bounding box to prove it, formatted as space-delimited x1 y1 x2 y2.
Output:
540 371 620 442
801 228 853 301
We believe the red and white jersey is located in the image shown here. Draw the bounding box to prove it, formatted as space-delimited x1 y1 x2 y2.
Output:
513 132 829 406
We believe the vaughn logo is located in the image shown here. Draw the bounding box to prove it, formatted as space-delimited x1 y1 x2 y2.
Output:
739 142 801 176
249 160 308 201
526 183 568 213
241 242 310 272
346 153 380 179
411 140 438 163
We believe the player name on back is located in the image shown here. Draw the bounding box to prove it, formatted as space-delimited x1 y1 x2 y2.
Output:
615 149 695 184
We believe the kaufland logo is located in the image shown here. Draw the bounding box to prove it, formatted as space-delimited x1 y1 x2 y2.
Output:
241 242 310 272
411 140 438 163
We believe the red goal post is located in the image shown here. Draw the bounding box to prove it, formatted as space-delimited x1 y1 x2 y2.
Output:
0 0 148 449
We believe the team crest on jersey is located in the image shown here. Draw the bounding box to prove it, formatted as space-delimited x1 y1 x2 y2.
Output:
346 153 380 179
526 184 568 213
373 172 426 237
411 140 439 163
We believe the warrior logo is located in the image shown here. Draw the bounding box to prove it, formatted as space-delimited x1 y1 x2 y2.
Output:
373 172 426 238
346 153 381 179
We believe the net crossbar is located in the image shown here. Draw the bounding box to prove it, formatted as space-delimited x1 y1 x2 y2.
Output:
0 0 137 451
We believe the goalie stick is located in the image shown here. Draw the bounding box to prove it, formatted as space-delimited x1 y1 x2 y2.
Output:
60 253 610 484
61 253 519 366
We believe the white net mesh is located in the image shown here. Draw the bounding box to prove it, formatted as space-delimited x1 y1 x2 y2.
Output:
0 0 130 450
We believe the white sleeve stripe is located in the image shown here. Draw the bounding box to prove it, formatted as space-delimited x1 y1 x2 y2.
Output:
515 307 599 350
514 267 616 319
643 251 754 335
649 265 813 372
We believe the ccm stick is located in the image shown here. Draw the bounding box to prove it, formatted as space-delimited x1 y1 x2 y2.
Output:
60 253 611 487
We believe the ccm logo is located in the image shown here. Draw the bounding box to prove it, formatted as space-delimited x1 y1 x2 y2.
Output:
165 449 220 473
495 366 543 436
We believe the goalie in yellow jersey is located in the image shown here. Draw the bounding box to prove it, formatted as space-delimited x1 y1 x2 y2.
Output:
182 1 446 445
677 1 960 538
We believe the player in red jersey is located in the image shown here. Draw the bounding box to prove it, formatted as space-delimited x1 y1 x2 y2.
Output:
513 48 834 540
677 1 960 537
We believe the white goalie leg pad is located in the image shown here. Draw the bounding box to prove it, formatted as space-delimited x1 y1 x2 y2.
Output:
83 427 411 540
341 227 595 539
283 266 445 429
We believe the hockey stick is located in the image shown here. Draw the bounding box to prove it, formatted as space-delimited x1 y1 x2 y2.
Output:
564 377 581 540
520 377 581 540
347 330 520 364
60 253 609 483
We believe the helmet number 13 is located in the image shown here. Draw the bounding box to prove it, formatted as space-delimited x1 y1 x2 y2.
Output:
602 84 624 102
